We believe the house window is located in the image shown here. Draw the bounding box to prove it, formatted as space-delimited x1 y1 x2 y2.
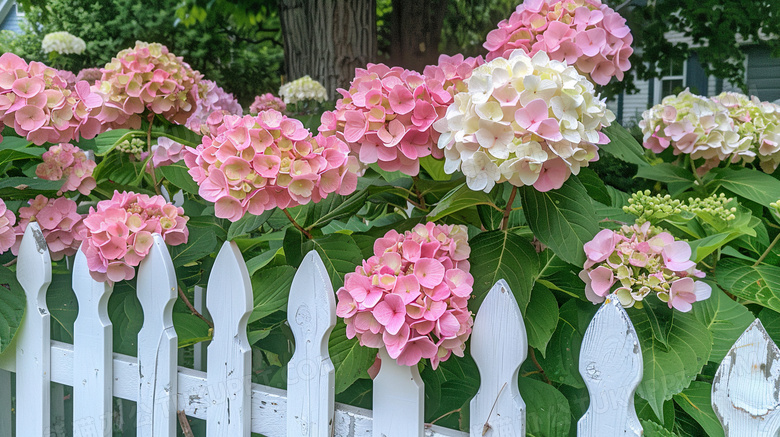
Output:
15 2 24 16
654 58 687 103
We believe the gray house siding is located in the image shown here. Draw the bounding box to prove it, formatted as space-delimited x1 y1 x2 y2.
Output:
0 0 21 34
746 46 780 101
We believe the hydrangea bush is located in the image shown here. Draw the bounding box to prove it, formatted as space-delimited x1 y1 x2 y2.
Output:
0 3 776 435
42 31 87 55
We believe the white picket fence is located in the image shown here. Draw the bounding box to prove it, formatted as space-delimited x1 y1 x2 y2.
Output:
0 222 779 436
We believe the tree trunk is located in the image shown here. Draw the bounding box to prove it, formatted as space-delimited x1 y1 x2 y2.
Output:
279 0 377 98
388 0 446 73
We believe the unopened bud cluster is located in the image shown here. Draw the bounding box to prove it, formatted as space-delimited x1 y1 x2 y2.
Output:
117 138 146 159
624 191 736 223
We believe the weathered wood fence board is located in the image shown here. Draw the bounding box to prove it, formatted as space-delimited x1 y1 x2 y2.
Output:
2 227 779 437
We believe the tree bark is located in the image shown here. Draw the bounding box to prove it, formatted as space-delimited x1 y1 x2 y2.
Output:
279 0 377 98
388 0 446 73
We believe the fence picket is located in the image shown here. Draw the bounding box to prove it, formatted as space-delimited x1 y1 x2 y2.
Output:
712 319 780 436
469 279 526 437
287 250 336 436
136 234 178 436
0 369 11 436
577 295 642 436
373 347 425 437
206 241 253 436
72 248 114 437
15 222 53 436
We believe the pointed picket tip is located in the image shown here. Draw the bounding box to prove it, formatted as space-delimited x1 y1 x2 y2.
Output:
137 234 177 311
469 279 527 436
471 279 527 366
287 250 336 343
577 295 642 436
207 240 253 326
712 318 780 436
16 222 52 295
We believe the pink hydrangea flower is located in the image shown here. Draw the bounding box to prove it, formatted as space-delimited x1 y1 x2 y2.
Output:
484 0 633 85
184 110 360 222
186 80 242 134
11 195 84 261
319 56 482 176
75 68 103 85
580 221 711 311
81 191 189 282
249 93 287 115
336 223 474 369
35 143 97 195
0 53 102 145
151 137 186 168
0 198 16 254
94 42 203 130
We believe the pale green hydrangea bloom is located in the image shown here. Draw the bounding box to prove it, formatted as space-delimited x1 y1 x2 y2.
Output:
42 31 86 55
279 75 328 105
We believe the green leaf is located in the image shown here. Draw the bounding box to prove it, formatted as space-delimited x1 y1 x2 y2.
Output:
419 155 451 181
578 168 612 205
160 161 199 194
0 266 25 354
706 167 780 206
633 306 712 421
94 129 138 156
306 189 369 229
520 177 600 266
468 230 539 313
152 125 203 148
109 284 143 357
759 307 780 345
525 284 558 357
716 258 780 314
536 300 597 388
169 226 218 267
246 247 281 275
249 265 295 323
0 177 63 199
673 382 724 437
636 163 696 186
691 286 754 363
329 322 376 394
519 377 571 437
427 183 496 221
641 420 679 437
304 233 363 289
227 210 273 240
173 312 212 347
601 124 649 167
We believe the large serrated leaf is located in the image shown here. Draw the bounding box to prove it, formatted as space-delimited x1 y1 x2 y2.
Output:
673 381 724 437
173 312 212 347
691 286 754 363
169 226 218 267
636 163 696 186
329 322 376 394
525 283 558 357
427 182 496 221
227 210 273 240
519 377 572 437
0 266 25 354
633 306 712 422
468 230 539 313
304 233 363 289
520 177 600 266
249 265 295 323
706 167 780 206
160 161 200 194
716 258 780 313
536 300 597 388
641 419 679 437
601 124 649 167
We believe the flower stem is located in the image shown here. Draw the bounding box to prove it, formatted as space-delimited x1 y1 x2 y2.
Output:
283 208 313 239
147 118 161 195
689 156 704 188
178 286 213 329
501 185 518 231
529 348 552 384
755 232 780 266
412 176 426 210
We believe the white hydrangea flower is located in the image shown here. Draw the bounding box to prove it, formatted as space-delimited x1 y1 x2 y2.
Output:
434 50 614 193
279 75 328 105
712 92 780 172
42 31 87 55
639 89 747 166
